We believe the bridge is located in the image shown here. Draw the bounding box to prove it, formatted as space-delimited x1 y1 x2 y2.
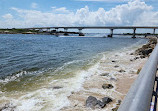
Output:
23 26 158 38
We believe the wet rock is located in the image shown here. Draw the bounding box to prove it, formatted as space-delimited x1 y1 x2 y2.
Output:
110 78 117 81
112 106 119 111
140 55 146 59
100 73 109 76
142 48 153 55
117 100 122 105
137 68 142 74
96 100 106 108
134 37 157 57
86 96 98 108
52 86 63 89
118 69 126 73
112 60 116 63
134 57 139 60
102 84 113 89
102 97 112 104
114 65 119 68
0 103 16 111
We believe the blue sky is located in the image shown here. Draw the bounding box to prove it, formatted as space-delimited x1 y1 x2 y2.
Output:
0 0 158 28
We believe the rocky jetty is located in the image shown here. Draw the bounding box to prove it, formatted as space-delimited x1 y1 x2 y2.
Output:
134 37 157 58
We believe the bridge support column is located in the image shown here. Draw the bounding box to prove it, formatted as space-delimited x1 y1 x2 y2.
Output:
78 28 84 36
64 28 68 36
132 28 136 38
39 29 43 32
110 29 114 37
153 28 156 35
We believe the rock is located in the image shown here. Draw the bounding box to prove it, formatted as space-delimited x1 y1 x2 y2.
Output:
118 69 126 73
96 100 106 108
130 59 133 61
110 78 117 81
100 73 109 76
112 106 119 111
102 84 113 89
140 55 146 59
0 103 16 111
137 68 142 74
117 100 122 105
102 97 112 104
86 96 98 108
112 60 116 63
134 37 157 57
134 57 139 60
52 86 63 89
114 65 119 68
142 48 153 55
130 53 134 55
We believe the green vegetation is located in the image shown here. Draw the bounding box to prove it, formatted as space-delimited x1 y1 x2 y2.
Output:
0 28 38 34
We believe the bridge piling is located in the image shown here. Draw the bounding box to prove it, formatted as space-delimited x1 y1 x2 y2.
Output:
64 28 69 36
110 29 114 37
153 28 156 34
78 28 84 36
132 28 136 38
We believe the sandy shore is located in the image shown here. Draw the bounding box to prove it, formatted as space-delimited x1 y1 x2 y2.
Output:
60 46 147 111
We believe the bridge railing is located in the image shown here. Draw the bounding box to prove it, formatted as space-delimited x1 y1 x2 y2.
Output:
118 42 158 111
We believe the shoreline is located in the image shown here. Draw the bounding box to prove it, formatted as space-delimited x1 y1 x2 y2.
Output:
60 37 157 111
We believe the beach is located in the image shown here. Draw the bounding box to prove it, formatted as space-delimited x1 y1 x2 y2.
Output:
60 45 148 111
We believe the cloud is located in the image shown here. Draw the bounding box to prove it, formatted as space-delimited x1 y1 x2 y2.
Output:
52 7 70 13
1 0 158 28
2 13 13 19
31 3 38 9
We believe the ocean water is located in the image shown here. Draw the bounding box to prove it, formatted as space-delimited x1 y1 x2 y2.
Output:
0 34 147 110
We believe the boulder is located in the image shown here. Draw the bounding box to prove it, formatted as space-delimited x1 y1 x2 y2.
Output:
114 65 119 68
52 86 63 89
140 55 145 59
118 69 126 73
102 97 112 104
112 106 119 111
100 73 109 76
141 48 153 55
86 96 113 109
102 84 113 89
86 96 98 108
96 100 106 108
134 57 139 60
112 60 116 63
110 78 117 81
117 100 122 105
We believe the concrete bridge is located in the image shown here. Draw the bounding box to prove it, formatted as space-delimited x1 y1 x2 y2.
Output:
23 26 158 38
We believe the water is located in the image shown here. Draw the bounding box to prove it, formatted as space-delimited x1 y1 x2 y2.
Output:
0 34 147 110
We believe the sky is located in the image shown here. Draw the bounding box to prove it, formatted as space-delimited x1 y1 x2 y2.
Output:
0 0 158 28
